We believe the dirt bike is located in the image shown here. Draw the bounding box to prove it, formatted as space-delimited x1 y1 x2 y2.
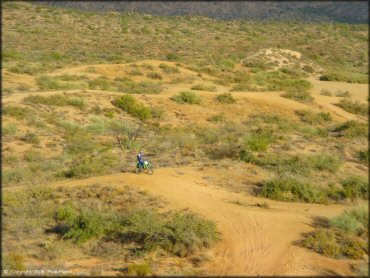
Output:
136 160 153 175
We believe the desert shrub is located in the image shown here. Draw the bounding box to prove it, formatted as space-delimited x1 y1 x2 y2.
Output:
88 77 111 90
146 72 163 80
150 106 165 119
239 149 255 163
208 144 241 160
252 153 309 176
302 229 341 257
2 253 26 271
63 153 117 178
330 205 368 236
56 208 112 243
335 90 351 98
245 130 277 152
59 74 87 81
191 84 217 92
230 82 261 92
171 91 201 104
215 93 236 104
319 72 368 84
166 212 219 257
302 205 368 260
2 105 33 120
36 76 85 90
127 69 143 76
330 121 368 138
307 153 342 173
355 149 368 165
120 209 219 257
295 110 332 124
117 81 163 94
207 114 225 122
340 175 368 200
68 97 86 108
336 99 368 116
3 123 17 137
141 63 154 70
281 88 313 103
166 53 181 61
127 263 152 276
159 63 180 74
21 132 40 144
23 94 85 108
320 89 333 96
258 176 327 203
113 95 152 121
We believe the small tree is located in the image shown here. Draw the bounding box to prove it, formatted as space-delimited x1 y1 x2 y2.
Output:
109 120 144 150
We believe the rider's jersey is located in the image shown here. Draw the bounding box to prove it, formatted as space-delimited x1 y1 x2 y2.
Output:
137 153 144 162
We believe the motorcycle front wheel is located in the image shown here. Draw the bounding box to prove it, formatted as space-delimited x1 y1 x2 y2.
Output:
147 167 153 175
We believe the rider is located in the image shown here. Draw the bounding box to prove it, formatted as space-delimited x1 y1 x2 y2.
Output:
137 150 144 167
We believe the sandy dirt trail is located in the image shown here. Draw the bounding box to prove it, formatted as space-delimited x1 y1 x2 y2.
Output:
6 167 354 276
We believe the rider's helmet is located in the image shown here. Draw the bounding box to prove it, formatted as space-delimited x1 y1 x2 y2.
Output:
140 150 144 154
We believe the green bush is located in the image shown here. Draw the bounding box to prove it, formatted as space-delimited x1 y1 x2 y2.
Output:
336 99 368 116
281 88 313 103
171 91 201 104
340 175 368 200
215 93 236 104
258 176 327 203
113 95 152 121
191 84 217 92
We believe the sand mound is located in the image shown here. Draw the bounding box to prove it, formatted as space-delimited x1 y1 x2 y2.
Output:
242 48 323 73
